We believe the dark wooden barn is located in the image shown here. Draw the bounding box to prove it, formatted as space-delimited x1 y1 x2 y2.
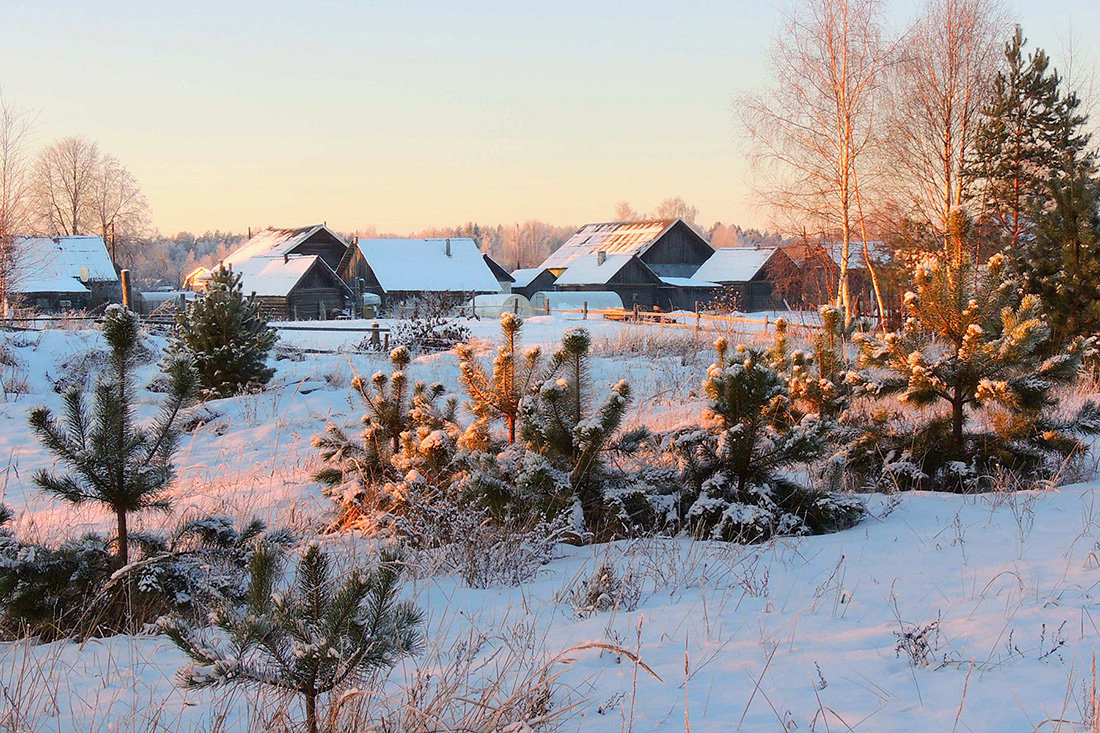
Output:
693 247 797 312
541 218 714 279
339 237 503 311
206 225 353 319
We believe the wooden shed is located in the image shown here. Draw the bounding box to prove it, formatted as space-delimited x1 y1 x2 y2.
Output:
541 218 714 279
552 251 665 309
693 246 796 312
9 235 121 312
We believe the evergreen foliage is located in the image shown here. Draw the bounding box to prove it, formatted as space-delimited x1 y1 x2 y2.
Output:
455 312 543 445
855 226 1100 491
313 346 461 532
162 544 424 733
672 339 861 541
519 327 648 531
768 307 859 421
169 263 276 398
0 510 290 641
28 306 197 566
968 27 1063 251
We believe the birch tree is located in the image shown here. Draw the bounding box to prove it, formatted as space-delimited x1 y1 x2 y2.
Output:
0 95 34 319
887 0 1007 264
740 0 893 325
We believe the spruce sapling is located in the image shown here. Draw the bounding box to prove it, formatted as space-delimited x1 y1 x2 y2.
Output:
169 263 276 398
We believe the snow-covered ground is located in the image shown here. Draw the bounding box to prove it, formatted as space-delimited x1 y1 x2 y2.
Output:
2 316 1100 731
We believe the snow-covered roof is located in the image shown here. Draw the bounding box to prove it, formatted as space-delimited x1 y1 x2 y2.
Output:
541 219 683 270
223 225 344 267
693 247 779 283
659 276 718 288
229 256 329 297
354 238 502 293
11 235 118 294
553 253 635 286
508 267 550 289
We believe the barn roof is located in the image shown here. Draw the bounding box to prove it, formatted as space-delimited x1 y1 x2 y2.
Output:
659 276 718 288
541 219 685 270
553 253 637 286
12 235 117 294
353 238 502 293
224 224 345 267
693 247 780 283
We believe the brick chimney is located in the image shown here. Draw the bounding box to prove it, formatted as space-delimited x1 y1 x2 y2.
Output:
445 238 452 257
597 250 606 265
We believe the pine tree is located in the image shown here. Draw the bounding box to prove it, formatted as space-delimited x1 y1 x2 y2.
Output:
169 264 276 398
519 328 646 529
968 27 1063 252
455 312 542 445
767 307 859 421
28 306 197 565
162 544 424 733
670 338 857 542
856 220 1100 490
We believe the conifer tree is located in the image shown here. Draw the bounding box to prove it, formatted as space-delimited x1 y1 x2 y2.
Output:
313 346 459 530
28 306 197 565
520 328 646 527
163 544 424 733
170 264 276 398
673 339 858 542
455 312 542 444
856 214 1100 489
767 307 858 420
968 27 1063 251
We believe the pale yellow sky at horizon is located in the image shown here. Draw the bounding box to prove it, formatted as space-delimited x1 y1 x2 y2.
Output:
3 0 1097 237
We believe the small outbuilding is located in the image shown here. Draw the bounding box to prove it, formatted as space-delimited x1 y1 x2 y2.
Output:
508 267 558 300
529 290 623 316
552 252 664 309
468 293 531 319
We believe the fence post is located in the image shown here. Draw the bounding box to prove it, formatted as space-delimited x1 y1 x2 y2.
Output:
120 269 132 311
694 300 700 336
369 322 381 350
764 314 769 334
383 332 390 351
513 298 518 314
545 299 550 316
632 303 638 322
583 301 588 320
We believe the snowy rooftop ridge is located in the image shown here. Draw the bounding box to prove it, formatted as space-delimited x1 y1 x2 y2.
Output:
541 218 682 270
354 238 502 293
508 267 550 289
223 224 342 267
12 235 118 293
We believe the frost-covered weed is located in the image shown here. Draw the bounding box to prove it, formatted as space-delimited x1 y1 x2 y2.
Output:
566 562 643 617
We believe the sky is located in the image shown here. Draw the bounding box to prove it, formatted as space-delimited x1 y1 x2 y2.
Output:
3 0 1099 236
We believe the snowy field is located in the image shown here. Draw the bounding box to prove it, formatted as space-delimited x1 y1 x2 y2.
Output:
2 316 1100 731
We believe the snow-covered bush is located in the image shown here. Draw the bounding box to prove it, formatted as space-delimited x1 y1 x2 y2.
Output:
851 242 1100 492
670 338 864 542
566 562 643 617
387 292 472 353
167 263 276 398
0 508 290 641
313 346 462 533
162 543 424 733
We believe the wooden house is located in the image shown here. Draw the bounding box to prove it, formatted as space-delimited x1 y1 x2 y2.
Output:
207 224 353 319
552 251 665 309
542 218 714 279
693 246 796 312
10 235 121 312
339 237 502 311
